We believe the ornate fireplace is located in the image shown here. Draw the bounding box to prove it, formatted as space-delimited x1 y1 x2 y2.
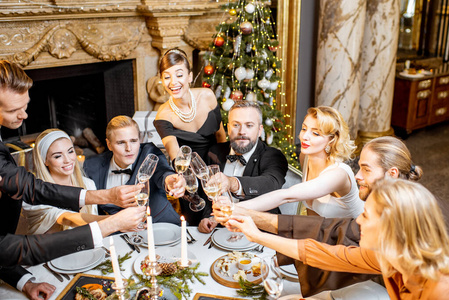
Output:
0 0 225 142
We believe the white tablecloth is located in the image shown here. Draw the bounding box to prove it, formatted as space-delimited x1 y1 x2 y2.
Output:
0 227 301 299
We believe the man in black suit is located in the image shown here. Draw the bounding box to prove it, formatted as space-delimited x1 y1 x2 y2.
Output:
84 115 183 224
199 101 288 232
0 60 144 299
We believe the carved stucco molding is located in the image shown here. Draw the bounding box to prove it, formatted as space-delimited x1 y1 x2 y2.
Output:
3 23 145 67
145 16 190 52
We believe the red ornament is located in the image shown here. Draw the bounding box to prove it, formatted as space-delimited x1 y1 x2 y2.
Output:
230 90 243 101
268 45 278 52
214 36 225 47
202 82 211 88
204 65 214 75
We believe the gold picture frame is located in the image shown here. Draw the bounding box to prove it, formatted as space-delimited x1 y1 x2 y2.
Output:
276 0 301 143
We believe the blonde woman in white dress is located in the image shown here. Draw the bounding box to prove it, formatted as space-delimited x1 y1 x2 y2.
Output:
236 106 364 218
22 129 107 234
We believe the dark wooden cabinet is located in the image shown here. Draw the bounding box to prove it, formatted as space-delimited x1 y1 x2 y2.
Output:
392 74 449 134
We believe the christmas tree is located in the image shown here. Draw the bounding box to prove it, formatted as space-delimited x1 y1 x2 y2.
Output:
202 0 299 169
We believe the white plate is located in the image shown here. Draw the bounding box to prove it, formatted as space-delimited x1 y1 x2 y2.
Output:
140 223 181 246
49 249 104 271
133 246 197 275
280 264 299 281
278 295 302 300
212 229 257 250
47 250 105 274
211 239 258 252
399 71 424 78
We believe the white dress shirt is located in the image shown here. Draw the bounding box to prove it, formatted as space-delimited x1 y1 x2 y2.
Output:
223 141 258 198
106 158 133 189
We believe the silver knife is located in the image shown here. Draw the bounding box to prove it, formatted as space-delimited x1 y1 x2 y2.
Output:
203 228 219 247
43 263 64 282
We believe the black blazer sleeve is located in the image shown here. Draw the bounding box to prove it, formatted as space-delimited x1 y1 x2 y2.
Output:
0 143 82 212
238 145 288 199
0 225 94 267
0 265 30 289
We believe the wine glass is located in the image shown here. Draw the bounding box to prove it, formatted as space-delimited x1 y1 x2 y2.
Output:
190 152 209 180
200 165 221 201
137 153 159 183
131 177 150 244
214 191 234 220
261 256 283 299
131 154 159 244
183 167 206 212
174 146 192 176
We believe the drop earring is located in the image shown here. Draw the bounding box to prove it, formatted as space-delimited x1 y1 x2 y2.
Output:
325 145 331 154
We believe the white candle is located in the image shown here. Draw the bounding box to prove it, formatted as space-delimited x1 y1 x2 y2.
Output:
180 216 188 266
147 207 156 262
109 237 124 289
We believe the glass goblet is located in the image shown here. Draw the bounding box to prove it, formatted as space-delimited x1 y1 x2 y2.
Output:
261 256 284 299
130 178 150 245
190 152 209 180
174 145 192 176
183 167 206 212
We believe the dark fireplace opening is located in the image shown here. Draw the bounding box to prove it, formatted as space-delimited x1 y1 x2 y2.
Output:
2 60 135 149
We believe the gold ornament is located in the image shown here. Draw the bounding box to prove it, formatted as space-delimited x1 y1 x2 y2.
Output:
272 62 276 68
229 8 237 16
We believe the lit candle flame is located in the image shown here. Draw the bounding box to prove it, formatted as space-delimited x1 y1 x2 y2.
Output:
147 206 151 216
181 215 185 221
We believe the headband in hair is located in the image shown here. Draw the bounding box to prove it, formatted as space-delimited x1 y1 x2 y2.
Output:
163 48 187 58
38 131 71 162
410 164 416 173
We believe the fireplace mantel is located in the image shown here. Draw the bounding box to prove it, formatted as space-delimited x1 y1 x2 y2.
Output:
0 0 225 111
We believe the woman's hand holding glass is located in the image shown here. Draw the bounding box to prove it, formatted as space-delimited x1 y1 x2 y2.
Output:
261 256 283 299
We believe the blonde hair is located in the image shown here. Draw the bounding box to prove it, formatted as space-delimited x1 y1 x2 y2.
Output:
306 106 355 163
365 136 423 181
33 128 86 188
372 178 449 280
106 115 140 141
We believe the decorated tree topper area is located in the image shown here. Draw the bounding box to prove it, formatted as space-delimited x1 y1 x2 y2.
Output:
202 0 299 169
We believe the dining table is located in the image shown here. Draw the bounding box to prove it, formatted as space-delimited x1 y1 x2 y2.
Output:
0 226 303 300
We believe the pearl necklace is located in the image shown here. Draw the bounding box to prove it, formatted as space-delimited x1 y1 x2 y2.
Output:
169 90 197 123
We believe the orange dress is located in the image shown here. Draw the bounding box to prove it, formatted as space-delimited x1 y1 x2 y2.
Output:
298 239 449 300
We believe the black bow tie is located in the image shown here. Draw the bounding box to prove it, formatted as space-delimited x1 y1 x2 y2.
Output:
226 154 247 166
111 168 133 175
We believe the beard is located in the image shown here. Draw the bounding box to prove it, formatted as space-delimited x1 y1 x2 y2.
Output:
230 136 257 154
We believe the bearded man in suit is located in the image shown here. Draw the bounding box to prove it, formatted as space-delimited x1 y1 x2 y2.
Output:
84 115 183 225
198 101 288 233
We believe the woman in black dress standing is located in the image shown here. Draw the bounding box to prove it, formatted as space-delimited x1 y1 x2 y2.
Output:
154 48 226 228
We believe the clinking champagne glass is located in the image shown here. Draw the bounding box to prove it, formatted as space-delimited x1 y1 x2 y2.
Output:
200 165 221 202
190 152 209 180
131 154 158 245
261 256 284 299
183 167 206 212
131 177 150 244
174 145 192 176
215 191 234 222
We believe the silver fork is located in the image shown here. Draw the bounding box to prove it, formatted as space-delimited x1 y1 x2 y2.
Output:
186 229 197 244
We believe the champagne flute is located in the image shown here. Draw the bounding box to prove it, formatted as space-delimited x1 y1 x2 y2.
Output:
215 191 234 220
200 165 221 202
174 145 192 176
131 177 150 244
190 152 209 180
261 256 284 299
138 153 159 182
183 167 206 212
131 154 158 244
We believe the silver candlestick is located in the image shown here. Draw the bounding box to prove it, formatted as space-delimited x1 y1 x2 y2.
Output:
112 281 129 300
143 261 162 300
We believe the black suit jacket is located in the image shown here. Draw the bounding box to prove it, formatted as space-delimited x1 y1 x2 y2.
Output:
207 140 288 214
0 142 84 289
84 143 181 225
